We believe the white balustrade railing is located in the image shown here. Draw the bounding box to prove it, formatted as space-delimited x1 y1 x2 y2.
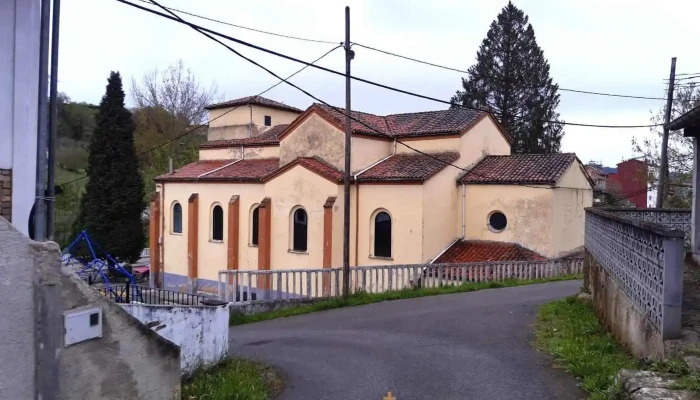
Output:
217 259 583 304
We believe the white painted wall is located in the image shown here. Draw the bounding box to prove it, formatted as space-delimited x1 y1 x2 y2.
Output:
121 303 230 376
0 0 40 234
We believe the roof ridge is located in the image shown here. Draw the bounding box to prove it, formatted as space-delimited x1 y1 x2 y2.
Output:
386 108 480 117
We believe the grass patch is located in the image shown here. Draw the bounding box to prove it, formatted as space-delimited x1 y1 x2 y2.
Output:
534 296 636 400
182 359 282 400
230 274 582 326
535 296 700 399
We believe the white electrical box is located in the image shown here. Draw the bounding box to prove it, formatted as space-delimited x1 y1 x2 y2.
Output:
64 307 102 347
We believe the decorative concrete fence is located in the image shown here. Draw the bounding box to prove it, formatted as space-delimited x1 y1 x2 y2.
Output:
584 208 685 359
598 207 691 247
217 259 583 304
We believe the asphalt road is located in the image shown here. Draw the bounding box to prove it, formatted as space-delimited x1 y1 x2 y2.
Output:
229 280 585 400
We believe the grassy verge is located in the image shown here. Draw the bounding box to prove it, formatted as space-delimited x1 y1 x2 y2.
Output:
535 296 700 399
230 273 582 326
182 359 283 400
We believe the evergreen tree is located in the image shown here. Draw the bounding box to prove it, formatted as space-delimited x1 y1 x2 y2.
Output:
451 2 564 154
75 72 145 262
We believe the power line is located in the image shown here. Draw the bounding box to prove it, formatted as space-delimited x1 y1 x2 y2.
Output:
130 0 339 45
353 43 668 101
127 0 671 103
117 0 664 130
140 0 592 192
57 43 342 188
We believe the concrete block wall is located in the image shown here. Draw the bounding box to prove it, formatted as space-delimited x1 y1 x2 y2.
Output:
121 303 230 377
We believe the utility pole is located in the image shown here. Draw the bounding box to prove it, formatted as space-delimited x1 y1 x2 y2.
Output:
34 0 52 241
657 57 677 208
342 6 354 299
47 0 62 240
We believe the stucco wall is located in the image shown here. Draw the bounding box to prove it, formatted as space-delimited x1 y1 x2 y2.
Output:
59 268 182 400
207 105 300 141
464 184 555 257
266 165 338 270
121 303 229 377
422 165 460 261
395 137 460 154
0 0 39 233
161 182 265 290
351 136 392 172
357 183 424 265
457 117 511 168
551 162 593 256
280 114 345 170
199 146 242 160
243 146 280 160
0 216 36 400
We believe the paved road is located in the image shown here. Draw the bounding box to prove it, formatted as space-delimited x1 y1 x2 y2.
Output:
229 281 585 400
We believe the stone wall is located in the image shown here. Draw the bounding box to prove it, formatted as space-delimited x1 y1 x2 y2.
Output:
0 169 11 222
121 303 230 377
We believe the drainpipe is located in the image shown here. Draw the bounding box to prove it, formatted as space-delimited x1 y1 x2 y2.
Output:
248 104 253 138
159 183 165 288
461 184 466 238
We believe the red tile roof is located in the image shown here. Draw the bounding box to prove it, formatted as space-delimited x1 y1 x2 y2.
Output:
200 124 288 148
266 157 344 183
434 240 546 263
155 158 280 182
313 104 489 138
205 95 302 113
459 153 577 186
356 152 460 182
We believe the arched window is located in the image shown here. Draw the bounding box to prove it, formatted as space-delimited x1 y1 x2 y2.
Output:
292 208 308 252
172 202 182 234
211 204 224 241
374 211 392 258
250 206 259 246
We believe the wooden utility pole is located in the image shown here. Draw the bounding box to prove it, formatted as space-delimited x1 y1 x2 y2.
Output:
657 57 677 208
342 6 354 299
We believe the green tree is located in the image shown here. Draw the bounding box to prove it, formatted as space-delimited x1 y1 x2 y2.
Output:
75 72 145 262
451 1 564 154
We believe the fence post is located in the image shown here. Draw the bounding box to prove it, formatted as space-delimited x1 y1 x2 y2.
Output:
662 237 684 340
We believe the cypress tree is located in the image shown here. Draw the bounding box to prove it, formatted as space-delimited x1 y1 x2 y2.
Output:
451 1 564 154
75 72 145 262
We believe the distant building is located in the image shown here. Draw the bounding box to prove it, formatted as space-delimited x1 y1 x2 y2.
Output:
151 96 593 293
586 159 648 208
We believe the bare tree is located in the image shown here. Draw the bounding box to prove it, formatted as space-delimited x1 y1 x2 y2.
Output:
633 83 699 207
131 59 217 126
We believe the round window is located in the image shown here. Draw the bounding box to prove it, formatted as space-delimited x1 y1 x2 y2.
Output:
488 211 507 232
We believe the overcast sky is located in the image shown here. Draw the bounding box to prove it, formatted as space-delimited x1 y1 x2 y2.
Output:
58 0 700 166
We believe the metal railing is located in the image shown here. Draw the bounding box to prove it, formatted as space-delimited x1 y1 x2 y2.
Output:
100 284 207 305
217 259 583 304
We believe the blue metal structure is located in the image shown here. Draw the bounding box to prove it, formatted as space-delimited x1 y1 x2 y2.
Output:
62 230 142 302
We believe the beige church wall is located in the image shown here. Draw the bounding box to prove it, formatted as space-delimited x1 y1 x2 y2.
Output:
243 146 280 160
551 162 593 256
249 105 300 128
207 125 252 141
351 136 392 172
280 113 345 170
264 165 338 271
199 147 242 161
422 165 460 262
208 105 299 129
394 137 460 154
356 183 424 265
161 182 266 285
463 184 555 257
332 184 348 268
457 117 511 168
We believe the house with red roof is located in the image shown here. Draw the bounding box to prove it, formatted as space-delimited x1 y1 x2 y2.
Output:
150 95 593 293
